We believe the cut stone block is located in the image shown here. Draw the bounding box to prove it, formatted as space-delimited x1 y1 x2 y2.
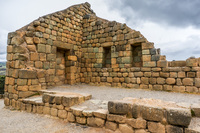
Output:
126 118 146 129
93 109 108 119
107 114 126 124
119 124 134 133
19 69 37 79
108 100 132 115
58 110 67 119
166 107 192 127
105 121 117 131
148 122 165 133
191 103 200 117
132 104 165 122
87 117 105 127
62 95 79 107
67 112 75 122
76 117 87 124
166 125 183 133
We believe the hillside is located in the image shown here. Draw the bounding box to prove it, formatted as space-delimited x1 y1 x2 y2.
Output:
0 62 6 75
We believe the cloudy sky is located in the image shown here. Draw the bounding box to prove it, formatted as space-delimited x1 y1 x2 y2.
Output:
0 0 200 62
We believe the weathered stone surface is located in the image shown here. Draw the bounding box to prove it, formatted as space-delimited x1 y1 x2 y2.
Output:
37 44 46 53
107 114 126 124
102 42 113 47
182 78 193 86
105 121 117 131
157 60 168 67
76 117 87 124
132 104 165 122
68 56 77 61
119 124 134 133
36 106 43 114
126 118 146 129
13 45 27 53
25 37 33 44
54 41 72 49
18 91 36 98
62 95 79 107
29 85 42 91
186 58 198 67
166 78 176 85
166 107 192 127
148 122 165 133
50 108 58 117
194 78 200 87
166 125 183 133
87 117 105 127
191 103 200 117
135 129 148 133
58 110 67 119
67 112 75 122
42 94 50 103
93 109 108 119
19 70 37 79
43 106 50 115
11 36 24 45
108 100 132 115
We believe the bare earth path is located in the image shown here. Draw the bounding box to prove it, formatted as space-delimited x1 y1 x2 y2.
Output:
1 84 200 133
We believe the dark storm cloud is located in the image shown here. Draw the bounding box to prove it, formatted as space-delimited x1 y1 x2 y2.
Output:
107 0 200 28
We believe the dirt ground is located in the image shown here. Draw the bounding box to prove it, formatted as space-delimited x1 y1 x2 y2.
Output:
0 100 105 133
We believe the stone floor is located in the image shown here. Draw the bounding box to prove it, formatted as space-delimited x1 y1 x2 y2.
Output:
47 84 200 104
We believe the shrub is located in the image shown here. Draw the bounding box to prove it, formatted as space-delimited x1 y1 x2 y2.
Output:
0 75 5 94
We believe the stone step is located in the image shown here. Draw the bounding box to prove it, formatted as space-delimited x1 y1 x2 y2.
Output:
42 91 92 107
22 95 44 106
69 99 108 116
186 117 200 133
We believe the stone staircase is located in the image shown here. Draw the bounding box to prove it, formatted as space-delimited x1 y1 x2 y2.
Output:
16 89 200 133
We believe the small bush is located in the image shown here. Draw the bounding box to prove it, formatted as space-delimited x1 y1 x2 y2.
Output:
0 75 5 94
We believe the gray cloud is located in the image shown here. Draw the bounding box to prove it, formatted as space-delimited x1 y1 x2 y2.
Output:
160 35 200 60
107 0 200 28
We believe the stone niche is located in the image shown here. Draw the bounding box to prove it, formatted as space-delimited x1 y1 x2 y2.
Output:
103 47 111 68
131 43 142 67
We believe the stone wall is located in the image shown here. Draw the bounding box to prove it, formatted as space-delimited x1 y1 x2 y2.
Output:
79 14 200 93
4 2 200 104
5 3 94 100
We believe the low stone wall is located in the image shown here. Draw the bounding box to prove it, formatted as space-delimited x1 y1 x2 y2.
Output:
80 66 200 94
4 91 200 133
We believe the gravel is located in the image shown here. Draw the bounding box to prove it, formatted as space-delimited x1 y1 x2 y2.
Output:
50 84 200 104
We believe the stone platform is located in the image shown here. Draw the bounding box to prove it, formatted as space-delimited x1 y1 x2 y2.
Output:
4 85 200 133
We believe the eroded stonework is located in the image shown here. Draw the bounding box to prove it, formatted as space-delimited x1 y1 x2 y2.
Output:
4 2 200 132
4 2 200 101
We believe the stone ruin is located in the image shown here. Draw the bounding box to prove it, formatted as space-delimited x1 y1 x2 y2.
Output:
4 2 200 133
